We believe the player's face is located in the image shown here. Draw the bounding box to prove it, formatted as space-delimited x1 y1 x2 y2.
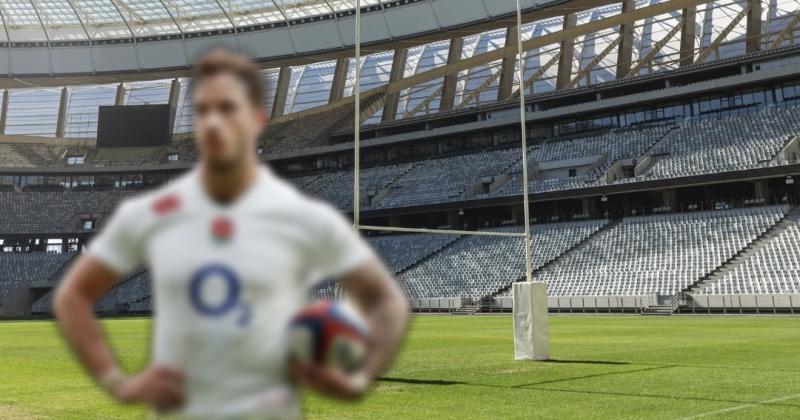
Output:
193 73 264 170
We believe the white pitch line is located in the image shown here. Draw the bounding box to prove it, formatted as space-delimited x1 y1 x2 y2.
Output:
680 393 800 419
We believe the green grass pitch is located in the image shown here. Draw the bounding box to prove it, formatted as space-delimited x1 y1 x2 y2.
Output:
1 315 800 419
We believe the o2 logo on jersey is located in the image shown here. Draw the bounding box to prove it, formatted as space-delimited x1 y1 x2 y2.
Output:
189 264 252 327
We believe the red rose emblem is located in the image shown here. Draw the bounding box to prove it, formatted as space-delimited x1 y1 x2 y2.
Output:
153 194 181 216
211 217 234 241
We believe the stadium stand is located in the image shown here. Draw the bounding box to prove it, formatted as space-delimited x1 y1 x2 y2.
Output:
89 147 165 168
2 104 800 213
376 148 522 208
0 143 65 168
5 99 800 313
536 206 788 296
309 279 337 301
495 124 674 195
369 234 462 274
644 105 800 180
95 272 152 313
0 252 75 299
699 210 800 295
398 220 607 300
32 271 151 314
0 190 135 234
18 205 800 314
271 104 800 210
262 102 356 155
311 233 461 301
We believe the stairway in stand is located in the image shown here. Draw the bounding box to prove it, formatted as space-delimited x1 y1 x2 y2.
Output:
641 304 677 316
684 205 799 295
452 304 480 315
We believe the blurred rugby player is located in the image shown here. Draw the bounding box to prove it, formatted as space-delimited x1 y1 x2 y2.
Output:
54 49 409 419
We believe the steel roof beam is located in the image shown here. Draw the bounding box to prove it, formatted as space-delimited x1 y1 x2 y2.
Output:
624 19 682 78
508 52 560 100
562 34 622 90
386 0 716 95
694 2 750 64
768 12 800 50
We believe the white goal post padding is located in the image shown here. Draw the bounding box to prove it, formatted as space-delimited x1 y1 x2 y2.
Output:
513 282 550 361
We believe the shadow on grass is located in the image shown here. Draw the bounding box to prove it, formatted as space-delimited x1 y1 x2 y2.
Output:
378 377 465 386
541 359 633 366
511 365 673 387
380 369 800 409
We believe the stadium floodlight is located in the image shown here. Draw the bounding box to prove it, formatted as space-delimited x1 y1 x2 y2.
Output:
350 0 548 361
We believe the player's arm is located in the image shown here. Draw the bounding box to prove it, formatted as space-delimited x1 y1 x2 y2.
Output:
53 255 185 413
54 199 186 412
53 255 122 385
340 258 409 383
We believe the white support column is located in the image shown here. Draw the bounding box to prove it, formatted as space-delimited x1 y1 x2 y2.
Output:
271 66 292 119
0 89 8 135
114 83 126 106
55 87 69 138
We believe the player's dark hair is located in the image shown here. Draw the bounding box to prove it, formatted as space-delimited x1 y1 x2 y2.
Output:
191 48 265 108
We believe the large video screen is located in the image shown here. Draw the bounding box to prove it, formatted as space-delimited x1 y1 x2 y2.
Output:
97 104 172 148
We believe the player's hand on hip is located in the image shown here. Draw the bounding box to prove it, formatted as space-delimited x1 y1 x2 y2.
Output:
291 362 370 401
110 365 186 413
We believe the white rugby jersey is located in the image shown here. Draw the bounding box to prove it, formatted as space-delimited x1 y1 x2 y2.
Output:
88 166 375 419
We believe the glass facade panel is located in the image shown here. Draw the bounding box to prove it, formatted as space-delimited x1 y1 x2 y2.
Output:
5 89 61 137
65 84 118 138
396 40 450 119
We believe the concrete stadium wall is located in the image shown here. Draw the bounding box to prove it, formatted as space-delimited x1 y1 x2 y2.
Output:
409 296 658 313
0 287 32 318
488 294 800 313
410 297 466 312
688 294 800 311
493 295 658 312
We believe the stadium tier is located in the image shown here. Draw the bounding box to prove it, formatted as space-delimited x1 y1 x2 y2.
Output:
12 205 800 316
536 206 788 296
3 102 800 211
0 190 137 234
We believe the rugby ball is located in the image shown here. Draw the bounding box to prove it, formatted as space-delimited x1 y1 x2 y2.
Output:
288 300 370 374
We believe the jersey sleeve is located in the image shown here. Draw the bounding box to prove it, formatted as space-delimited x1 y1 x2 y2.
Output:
313 206 376 279
87 200 146 275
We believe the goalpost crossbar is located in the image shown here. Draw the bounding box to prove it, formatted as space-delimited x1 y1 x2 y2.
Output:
357 225 527 238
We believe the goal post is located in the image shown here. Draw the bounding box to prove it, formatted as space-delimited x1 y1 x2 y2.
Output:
510 0 550 362
350 0 550 361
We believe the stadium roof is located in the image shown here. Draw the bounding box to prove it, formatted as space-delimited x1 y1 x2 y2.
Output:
0 0 386 41
0 0 795 135
0 0 568 76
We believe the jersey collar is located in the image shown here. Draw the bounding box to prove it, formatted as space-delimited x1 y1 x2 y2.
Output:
191 165 271 212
